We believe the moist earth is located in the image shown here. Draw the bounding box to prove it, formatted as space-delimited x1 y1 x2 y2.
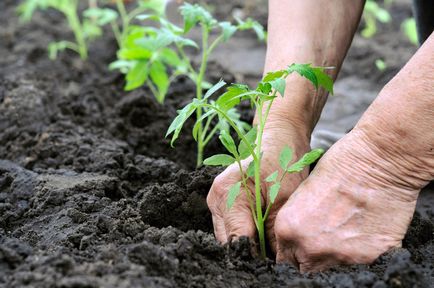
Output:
1 0 433 287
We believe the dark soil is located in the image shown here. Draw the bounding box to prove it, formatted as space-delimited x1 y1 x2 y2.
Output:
1 0 433 287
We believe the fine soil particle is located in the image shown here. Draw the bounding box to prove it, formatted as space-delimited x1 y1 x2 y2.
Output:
0 0 433 287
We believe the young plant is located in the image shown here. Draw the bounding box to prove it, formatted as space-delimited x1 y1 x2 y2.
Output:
18 0 102 59
167 63 334 258
84 0 167 49
111 3 265 166
361 0 391 38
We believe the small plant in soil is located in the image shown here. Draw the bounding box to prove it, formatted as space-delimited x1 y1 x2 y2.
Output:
167 64 333 257
17 0 165 59
18 0 101 59
112 2 265 149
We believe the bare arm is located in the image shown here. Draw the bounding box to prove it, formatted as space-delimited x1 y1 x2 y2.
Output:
258 0 365 136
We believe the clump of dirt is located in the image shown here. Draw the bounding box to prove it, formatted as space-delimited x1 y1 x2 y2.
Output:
0 0 433 287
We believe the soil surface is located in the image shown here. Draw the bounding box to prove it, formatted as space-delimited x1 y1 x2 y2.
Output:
1 0 433 287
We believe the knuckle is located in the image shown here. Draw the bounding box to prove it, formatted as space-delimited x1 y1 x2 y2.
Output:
274 209 303 242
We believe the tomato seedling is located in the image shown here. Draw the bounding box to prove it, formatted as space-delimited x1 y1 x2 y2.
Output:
112 3 265 167
167 64 333 257
18 0 104 59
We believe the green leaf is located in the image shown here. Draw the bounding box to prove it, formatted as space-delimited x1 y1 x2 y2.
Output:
203 154 235 166
236 17 266 41
82 20 102 39
219 130 238 157
270 78 286 96
179 3 216 33
138 0 168 16
216 84 249 110
263 70 285 82
312 67 334 94
166 102 198 146
246 161 255 177
402 18 418 45
287 63 318 88
159 48 182 66
108 59 133 73
279 146 293 170
149 60 169 103
125 60 149 91
136 29 175 50
265 171 278 182
204 80 226 99
219 22 237 41
256 82 272 94
227 182 241 209
287 64 334 94
192 109 215 141
238 127 257 159
269 182 281 204
287 148 324 173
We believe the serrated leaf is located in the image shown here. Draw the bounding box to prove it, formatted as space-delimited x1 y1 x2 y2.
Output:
287 148 324 173
216 84 249 110
125 60 149 91
149 60 169 103
312 67 334 94
227 182 241 209
270 78 286 96
265 171 278 182
263 70 285 82
203 154 235 166
269 182 281 204
204 79 226 99
219 130 238 157
219 21 237 41
256 82 272 94
238 127 257 159
166 102 198 146
179 3 215 33
287 63 318 88
237 17 265 41
279 146 293 170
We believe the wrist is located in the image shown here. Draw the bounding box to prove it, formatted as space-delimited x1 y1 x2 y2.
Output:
254 74 327 138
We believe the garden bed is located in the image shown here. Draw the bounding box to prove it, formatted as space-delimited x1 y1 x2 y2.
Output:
0 0 433 287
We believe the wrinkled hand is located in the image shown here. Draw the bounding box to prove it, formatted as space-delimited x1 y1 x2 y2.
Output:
274 131 419 272
207 122 310 252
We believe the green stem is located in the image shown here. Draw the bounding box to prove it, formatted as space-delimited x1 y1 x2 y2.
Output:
201 104 258 163
255 100 266 258
196 25 210 167
236 160 258 228
116 0 129 43
64 3 87 60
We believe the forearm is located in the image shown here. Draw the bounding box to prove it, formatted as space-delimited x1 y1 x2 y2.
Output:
355 33 434 185
258 0 365 136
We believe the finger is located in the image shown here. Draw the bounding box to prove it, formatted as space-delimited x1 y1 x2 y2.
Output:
207 184 228 243
219 186 257 242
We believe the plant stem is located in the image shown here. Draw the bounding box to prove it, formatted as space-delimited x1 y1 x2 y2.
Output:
195 25 210 167
64 3 88 60
236 161 258 227
116 0 129 43
255 100 266 258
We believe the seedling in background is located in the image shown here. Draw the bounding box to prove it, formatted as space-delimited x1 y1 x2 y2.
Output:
112 3 265 166
167 64 333 258
18 0 103 59
361 0 391 38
